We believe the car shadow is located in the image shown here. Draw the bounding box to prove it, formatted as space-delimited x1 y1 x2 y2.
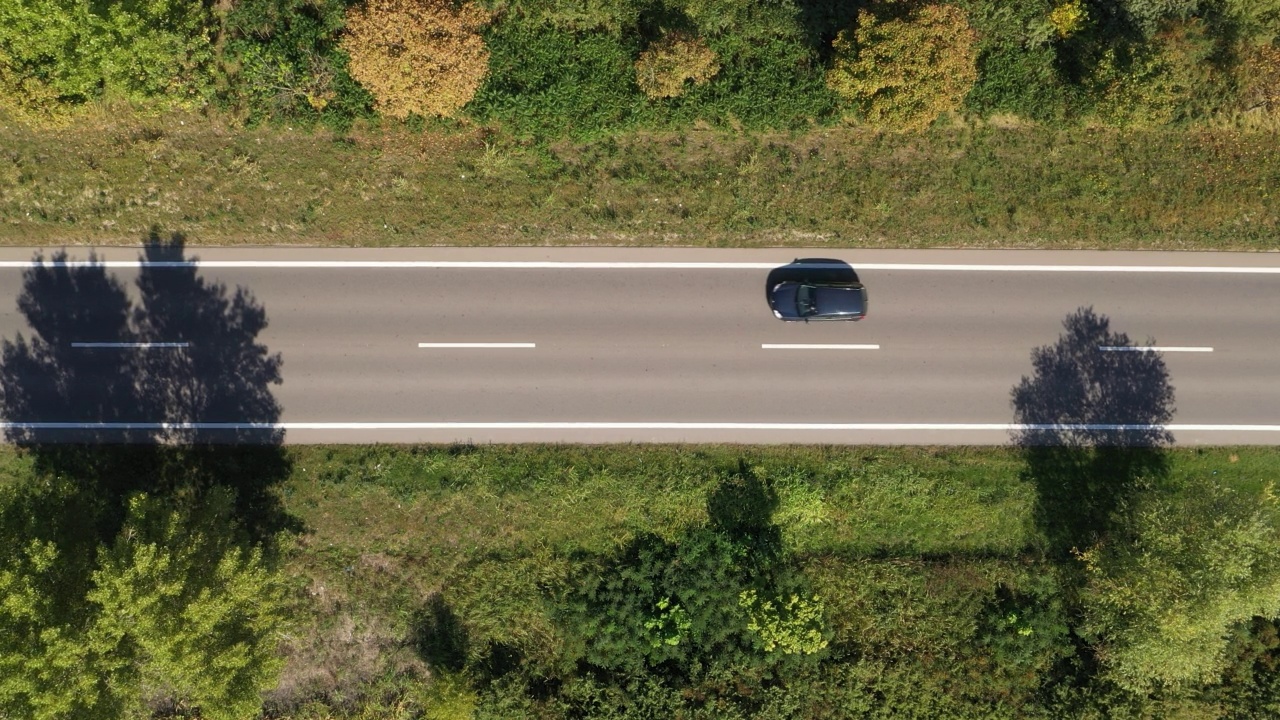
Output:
764 258 860 296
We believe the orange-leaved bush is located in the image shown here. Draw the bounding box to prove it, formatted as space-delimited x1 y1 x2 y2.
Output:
825 3 978 131
341 0 490 119
634 31 720 99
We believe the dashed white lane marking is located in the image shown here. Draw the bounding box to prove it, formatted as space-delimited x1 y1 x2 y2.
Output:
1099 346 1213 352
3 422 1279 432
71 342 189 349
418 342 536 349
4 260 1280 273
762 344 880 350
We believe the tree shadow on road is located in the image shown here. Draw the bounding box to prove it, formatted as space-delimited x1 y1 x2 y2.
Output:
0 230 293 544
1010 306 1175 555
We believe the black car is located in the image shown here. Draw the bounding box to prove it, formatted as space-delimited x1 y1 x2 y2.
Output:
768 279 868 321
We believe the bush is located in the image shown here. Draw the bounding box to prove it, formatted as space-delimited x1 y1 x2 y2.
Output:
1122 0 1206 35
469 16 646 138
826 3 980 130
0 488 286 720
635 31 720 99
962 0 1083 122
0 0 214 113
1224 0 1280 45
220 0 374 128
342 0 491 120
1091 17 1232 125
1079 476 1280 693
1236 42 1280 112
673 0 838 128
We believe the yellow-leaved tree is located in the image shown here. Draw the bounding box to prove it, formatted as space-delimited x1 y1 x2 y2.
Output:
341 0 491 119
825 3 978 131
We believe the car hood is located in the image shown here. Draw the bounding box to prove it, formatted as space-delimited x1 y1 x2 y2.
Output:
769 283 802 318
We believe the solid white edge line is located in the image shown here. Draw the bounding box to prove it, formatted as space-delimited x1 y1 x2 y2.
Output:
762 344 880 350
4 422 1280 432
3 260 1280 273
1099 346 1214 352
418 342 536 348
70 342 189 349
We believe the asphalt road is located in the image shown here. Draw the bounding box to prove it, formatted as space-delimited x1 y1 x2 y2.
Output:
1 246 1278 445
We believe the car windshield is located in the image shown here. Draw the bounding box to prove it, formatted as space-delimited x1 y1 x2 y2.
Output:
797 285 817 316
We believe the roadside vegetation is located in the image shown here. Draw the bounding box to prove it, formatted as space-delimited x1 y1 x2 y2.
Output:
3 444 1279 718
1 0 1277 248
4 1 1280 717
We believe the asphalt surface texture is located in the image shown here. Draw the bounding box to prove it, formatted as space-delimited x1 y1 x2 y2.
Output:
1 245 1277 445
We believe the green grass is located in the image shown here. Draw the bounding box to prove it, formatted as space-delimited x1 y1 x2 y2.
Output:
2 108 1278 250
264 444 1279 716
3 443 1277 717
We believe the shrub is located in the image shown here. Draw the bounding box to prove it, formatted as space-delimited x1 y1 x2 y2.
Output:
342 0 491 120
1236 42 1280 112
469 17 646 138
1123 0 1205 35
826 3 979 130
1092 17 1231 125
1223 0 1280 45
1050 0 1090 38
635 31 720 99
0 0 214 113
963 0 1083 122
1079 476 1280 693
221 0 374 127
673 0 838 128
496 0 650 36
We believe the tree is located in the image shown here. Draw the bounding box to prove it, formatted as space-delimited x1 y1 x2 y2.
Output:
1079 477 1280 694
88 490 286 719
826 3 978 130
0 0 214 112
0 489 286 719
0 538 131 720
341 0 491 119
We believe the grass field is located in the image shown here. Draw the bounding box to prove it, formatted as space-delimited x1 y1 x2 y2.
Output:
3 108 1278 251
1 442 1276 717
261 443 1276 718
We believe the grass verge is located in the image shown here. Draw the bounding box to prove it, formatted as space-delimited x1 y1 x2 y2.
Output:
1 443 1275 717
264 443 1274 717
2 109 1277 250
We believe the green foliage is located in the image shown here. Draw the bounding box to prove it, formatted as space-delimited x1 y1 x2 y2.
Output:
0 539 130 720
1092 17 1233 125
0 481 286 719
567 528 758 678
739 590 828 656
826 3 980 130
674 0 837 128
962 0 1085 122
1223 0 1280 44
1080 477 1280 694
220 0 374 128
1122 0 1205 35
492 0 650 35
469 16 647 138
976 576 1075 697
88 490 286 719
1050 0 1091 38
0 0 214 112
